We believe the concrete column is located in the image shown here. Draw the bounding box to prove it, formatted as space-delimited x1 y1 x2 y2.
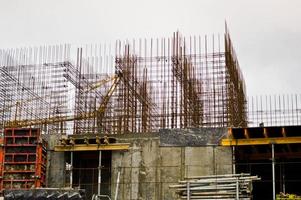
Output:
46 135 66 188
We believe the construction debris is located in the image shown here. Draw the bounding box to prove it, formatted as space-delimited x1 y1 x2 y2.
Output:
169 173 260 200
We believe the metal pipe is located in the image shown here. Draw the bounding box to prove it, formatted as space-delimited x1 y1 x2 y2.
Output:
232 146 236 174
114 168 121 200
283 169 286 194
272 143 276 200
187 182 190 200
98 150 102 196
236 177 239 200
114 153 123 200
70 151 73 188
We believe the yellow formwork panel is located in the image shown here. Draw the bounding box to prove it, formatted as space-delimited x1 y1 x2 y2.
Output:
54 143 130 151
221 137 301 146
276 194 301 200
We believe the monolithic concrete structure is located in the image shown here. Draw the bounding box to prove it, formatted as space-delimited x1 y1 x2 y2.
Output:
47 128 233 200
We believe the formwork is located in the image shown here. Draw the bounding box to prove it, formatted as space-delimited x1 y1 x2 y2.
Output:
222 126 301 199
0 128 47 191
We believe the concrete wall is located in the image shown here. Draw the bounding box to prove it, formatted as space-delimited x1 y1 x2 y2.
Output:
44 134 66 188
44 128 232 199
111 129 233 200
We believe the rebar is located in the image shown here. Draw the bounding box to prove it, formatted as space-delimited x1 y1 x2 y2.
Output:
0 29 247 134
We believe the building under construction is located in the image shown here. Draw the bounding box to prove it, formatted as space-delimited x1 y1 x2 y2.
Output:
0 26 246 134
0 27 301 200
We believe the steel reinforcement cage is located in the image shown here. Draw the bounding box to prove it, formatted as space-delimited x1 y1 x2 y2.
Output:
0 29 247 134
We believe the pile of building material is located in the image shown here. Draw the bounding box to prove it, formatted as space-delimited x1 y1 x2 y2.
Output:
4 188 85 200
169 173 260 200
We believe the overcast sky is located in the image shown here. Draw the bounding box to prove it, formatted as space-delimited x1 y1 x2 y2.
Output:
0 0 300 96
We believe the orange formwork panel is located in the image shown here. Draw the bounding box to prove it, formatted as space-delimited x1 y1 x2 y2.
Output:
0 128 47 192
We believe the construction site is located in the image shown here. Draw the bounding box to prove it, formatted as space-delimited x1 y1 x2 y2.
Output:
0 26 301 200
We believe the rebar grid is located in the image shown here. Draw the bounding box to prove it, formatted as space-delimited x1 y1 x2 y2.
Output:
0 30 247 134
248 94 301 127
0 45 71 134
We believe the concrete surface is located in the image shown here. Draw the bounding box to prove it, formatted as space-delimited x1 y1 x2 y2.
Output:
44 134 66 188
45 128 232 200
111 128 232 200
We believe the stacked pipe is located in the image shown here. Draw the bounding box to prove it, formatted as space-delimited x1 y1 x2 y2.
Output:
169 173 260 200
